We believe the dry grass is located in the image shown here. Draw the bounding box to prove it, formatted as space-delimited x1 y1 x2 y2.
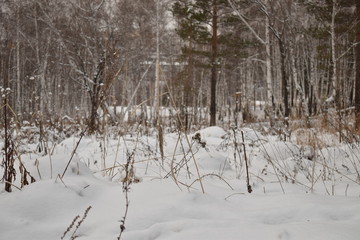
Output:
61 206 92 240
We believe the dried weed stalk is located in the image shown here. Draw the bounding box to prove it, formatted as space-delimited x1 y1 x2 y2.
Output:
2 96 16 192
241 131 252 193
61 205 92 240
61 128 87 178
117 151 136 240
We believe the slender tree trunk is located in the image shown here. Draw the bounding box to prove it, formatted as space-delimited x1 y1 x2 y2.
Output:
88 59 105 134
331 0 339 106
290 44 310 124
355 2 360 129
34 9 41 114
227 0 275 124
330 0 343 141
265 13 274 125
210 1 218 126
34 7 51 117
16 8 22 116
279 39 290 118
153 0 160 126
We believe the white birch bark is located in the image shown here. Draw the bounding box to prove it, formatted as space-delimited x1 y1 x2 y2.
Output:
290 44 309 121
227 0 274 124
153 0 161 125
16 8 21 114
265 11 274 123
330 0 338 105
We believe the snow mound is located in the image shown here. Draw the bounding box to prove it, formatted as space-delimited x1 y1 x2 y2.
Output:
260 141 300 161
195 126 227 139
196 148 232 171
241 127 267 143
1 126 360 240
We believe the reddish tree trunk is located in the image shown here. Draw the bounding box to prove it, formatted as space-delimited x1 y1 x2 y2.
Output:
210 1 218 126
355 2 360 130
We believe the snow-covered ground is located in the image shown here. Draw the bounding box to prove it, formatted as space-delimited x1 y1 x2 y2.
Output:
1 126 360 240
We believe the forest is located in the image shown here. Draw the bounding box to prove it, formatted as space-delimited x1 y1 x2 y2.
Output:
1 1 360 240
0 0 359 132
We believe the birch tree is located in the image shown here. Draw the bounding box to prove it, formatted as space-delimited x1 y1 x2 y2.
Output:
227 0 276 124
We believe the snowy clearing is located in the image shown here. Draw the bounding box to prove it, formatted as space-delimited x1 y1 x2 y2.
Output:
1 126 360 240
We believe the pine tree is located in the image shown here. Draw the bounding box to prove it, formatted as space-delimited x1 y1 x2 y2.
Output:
172 0 253 126
355 1 360 130
172 0 230 126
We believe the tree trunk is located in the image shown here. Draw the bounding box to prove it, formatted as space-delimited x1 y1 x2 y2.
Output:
16 8 22 116
331 0 339 107
279 39 290 118
210 1 218 126
265 12 274 125
355 1 360 130
88 59 105 134
153 0 161 126
290 43 310 124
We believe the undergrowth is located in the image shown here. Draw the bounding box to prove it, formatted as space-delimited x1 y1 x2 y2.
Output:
1 111 360 239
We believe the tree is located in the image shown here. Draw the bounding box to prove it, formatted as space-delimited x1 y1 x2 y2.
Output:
40 0 126 133
1 0 358 131
173 0 232 126
210 1 219 126
301 0 357 107
355 1 360 129
227 0 276 123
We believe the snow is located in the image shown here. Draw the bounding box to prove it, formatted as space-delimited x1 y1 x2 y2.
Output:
1 126 360 240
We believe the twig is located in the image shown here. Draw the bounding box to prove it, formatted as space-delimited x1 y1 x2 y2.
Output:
241 131 252 193
224 192 245 200
164 72 205 193
117 151 135 240
55 174 68 188
61 128 87 178
189 173 234 190
70 206 92 239
61 216 80 240
253 128 285 194
170 133 183 190
61 206 92 240
3 181 22 191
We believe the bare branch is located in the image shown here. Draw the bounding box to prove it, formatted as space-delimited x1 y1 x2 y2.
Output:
227 0 266 45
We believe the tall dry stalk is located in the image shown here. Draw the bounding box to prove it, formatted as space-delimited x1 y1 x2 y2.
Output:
241 131 252 193
61 206 92 240
117 151 136 240
2 96 16 192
